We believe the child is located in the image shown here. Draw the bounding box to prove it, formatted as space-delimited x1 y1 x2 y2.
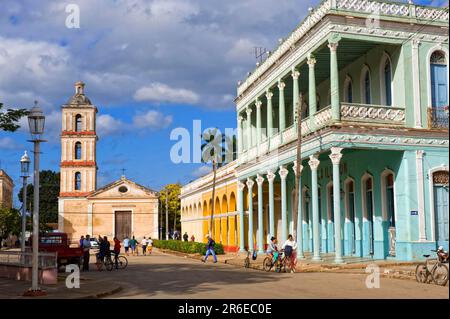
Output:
147 237 153 255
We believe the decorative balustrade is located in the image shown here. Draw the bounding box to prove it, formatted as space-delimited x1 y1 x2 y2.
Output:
270 133 281 151
314 105 333 128
416 6 449 21
336 0 410 17
282 125 297 144
427 106 449 129
340 103 405 124
259 140 269 154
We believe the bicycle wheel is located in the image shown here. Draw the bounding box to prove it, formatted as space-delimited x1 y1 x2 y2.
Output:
415 263 429 283
105 258 114 271
244 257 250 268
118 256 128 269
432 264 449 286
263 257 272 272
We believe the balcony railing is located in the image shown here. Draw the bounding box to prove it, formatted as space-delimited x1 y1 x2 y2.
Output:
427 106 449 129
239 103 406 164
340 103 405 125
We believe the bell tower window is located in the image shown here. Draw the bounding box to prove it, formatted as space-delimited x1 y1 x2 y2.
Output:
75 172 81 191
75 142 82 160
75 114 82 132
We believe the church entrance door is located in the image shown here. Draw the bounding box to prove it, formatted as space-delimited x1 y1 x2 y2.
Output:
115 211 132 240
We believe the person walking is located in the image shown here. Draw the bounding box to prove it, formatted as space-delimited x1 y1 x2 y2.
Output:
82 235 92 271
113 237 121 269
123 236 130 256
147 237 153 255
130 236 137 256
202 234 217 263
183 232 189 242
141 236 148 256
79 235 85 248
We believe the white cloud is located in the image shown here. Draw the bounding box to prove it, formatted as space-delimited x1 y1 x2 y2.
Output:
191 165 212 177
134 83 199 105
0 137 22 150
0 0 314 109
97 114 125 137
132 110 173 130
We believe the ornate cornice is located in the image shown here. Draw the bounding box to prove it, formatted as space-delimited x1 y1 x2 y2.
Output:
60 161 96 167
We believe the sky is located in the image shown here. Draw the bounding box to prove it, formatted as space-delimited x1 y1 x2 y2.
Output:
0 0 447 208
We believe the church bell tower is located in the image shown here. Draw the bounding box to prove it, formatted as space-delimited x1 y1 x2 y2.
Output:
59 81 98 197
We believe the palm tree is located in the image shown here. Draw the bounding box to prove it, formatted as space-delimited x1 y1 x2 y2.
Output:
201 128 221 235
201 129 237 236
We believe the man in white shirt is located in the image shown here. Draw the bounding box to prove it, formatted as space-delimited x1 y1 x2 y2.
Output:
123 236 130 256
141 237 148 256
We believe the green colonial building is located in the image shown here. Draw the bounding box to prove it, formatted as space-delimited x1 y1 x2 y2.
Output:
235 0 449 261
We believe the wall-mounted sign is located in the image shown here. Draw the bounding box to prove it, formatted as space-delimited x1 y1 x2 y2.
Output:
410 210 418 216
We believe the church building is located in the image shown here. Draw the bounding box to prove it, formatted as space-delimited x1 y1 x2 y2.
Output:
58 81 159 243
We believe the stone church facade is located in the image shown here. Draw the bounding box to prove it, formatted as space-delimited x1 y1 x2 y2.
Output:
58 82 159 243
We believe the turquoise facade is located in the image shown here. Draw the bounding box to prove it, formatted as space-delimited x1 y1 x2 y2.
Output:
234 0 449 262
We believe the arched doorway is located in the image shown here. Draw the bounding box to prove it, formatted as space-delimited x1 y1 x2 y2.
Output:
221 194 228 246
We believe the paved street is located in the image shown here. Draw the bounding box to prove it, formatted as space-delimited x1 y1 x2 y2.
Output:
78 251 448 299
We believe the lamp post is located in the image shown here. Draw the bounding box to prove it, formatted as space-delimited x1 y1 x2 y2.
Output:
25 101 46 296
20 151 30 255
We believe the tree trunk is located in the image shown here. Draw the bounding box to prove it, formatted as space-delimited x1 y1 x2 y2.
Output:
293 97 302 241
209 160 217 237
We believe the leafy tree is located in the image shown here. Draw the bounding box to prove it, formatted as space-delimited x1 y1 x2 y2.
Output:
0 207 21 240
159 183 181 238
18 170 60 229
0 102 29 132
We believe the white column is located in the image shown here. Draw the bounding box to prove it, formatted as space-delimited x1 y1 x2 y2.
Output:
329 147 344 263
416 150 426 241
309 154 321 261
279 165 289 243
292 160 305 259
247 177 255 251
246 107 253 150
256 174 265 254
412 40 422 128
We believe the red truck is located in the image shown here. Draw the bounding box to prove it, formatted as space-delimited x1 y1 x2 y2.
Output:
36 232 84 270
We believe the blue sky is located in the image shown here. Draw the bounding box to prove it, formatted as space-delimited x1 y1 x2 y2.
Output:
0 0 447 207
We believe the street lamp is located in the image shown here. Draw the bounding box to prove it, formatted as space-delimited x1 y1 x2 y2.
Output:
20 151 30 255
24 101 46 296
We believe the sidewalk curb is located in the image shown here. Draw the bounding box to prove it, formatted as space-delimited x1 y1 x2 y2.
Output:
78 286 123 299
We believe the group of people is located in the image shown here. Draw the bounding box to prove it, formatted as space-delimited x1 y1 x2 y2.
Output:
79 234 122 271
182 232 195 242
79 234 155 271
266 234 298 267
122 236 154 256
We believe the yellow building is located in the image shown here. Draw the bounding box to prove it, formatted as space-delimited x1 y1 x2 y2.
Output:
0 169 13 209
180 161 240 252
58 82 159 243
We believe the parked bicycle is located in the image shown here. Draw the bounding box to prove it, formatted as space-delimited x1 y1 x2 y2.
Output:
415 249 449 286
112 252 128 270
263 251 282 273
